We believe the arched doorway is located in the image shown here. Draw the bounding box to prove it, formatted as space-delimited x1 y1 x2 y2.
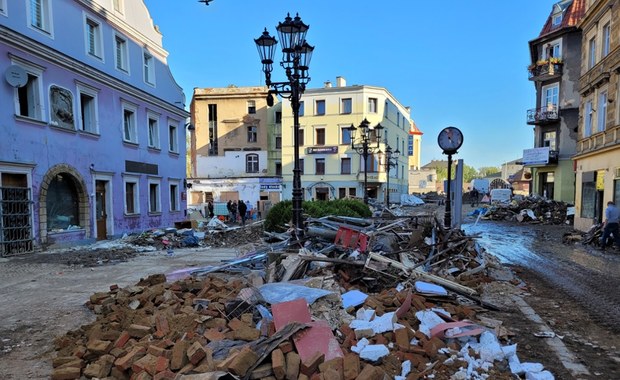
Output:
39 165 90 244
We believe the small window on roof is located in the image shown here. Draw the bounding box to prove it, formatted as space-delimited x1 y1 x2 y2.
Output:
552 13 562 26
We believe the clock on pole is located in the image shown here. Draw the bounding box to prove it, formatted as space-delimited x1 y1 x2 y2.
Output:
437 126 464 228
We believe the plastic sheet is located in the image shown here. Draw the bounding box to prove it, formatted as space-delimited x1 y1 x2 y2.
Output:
258 282 334 305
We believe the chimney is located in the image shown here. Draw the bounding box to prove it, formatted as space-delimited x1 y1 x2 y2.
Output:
336 76 346 87
324 81 332 88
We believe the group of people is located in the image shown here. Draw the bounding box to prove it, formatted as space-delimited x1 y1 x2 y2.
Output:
226 200 250 226
204 200 252 226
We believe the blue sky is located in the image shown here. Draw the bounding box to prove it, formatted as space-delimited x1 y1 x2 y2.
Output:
144 0 557 170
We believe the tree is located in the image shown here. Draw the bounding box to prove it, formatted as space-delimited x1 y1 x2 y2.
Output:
478 166 500 178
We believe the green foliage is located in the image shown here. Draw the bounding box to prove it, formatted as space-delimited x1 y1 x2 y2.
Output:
478 166 501 178
263 199 371 232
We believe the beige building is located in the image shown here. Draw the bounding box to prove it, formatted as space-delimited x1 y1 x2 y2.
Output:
188 86 281 215
573 0 620 231
280 77 411 203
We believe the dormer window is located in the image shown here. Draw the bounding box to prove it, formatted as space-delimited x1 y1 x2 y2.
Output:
552 12 562 26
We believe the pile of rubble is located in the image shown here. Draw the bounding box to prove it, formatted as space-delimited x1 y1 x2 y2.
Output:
477 196 571 225
51 215 554 380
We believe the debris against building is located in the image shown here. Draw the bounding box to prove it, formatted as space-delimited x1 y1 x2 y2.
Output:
51 213 554 380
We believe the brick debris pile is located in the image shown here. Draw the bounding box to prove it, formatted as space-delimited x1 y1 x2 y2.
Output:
51 216 554 380
479 196 571 225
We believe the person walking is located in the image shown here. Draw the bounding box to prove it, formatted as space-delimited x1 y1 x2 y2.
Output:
207 201 214 218
230 200 238 224
601 201 620 251
238 199 248 226
470 187 479 207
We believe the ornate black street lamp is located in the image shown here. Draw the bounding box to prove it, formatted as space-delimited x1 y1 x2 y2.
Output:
347 119 384 204
384 145 400 207
255 13 314 236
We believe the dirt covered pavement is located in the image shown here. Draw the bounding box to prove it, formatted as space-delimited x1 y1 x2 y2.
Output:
0 217 619 379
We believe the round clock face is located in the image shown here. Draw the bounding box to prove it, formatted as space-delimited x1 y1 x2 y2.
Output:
437 127 463 154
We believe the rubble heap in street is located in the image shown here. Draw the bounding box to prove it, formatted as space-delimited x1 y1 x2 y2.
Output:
51 212 554 380
477 196 571 225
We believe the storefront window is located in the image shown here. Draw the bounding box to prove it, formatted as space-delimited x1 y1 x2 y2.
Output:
47 174 80 231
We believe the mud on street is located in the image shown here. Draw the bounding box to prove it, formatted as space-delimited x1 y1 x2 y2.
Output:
0 220 619 379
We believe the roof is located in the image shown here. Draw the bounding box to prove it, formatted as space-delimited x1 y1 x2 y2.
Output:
422 160 448 169
409 120 423 136
538 0 586 37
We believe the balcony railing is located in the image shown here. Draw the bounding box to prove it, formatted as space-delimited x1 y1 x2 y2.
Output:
528 62 563 81
527 106 560 125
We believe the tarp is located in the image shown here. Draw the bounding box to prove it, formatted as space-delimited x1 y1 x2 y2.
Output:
400 194 425 206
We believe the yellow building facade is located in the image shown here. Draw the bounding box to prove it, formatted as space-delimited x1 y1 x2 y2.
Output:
280 77 411 203
573 0 620 231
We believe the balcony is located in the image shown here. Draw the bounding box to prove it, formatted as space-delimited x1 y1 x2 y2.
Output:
528 62 563 81
527 106 560 125
522 147 559 166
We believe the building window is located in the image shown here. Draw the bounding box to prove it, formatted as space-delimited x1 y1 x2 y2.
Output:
368 98 377 113
598 91 607 133
384 101 389 118
581 178 596 218
148 114 160 149
341 98 352 114
603 23 611 57
247 100 256 114
246 154 259 173
275 136 282 149
148 179 161 213
248 126 258 143
552 12 562 26
46 173 80 230
397 112 400 126
143 52 155 85
543 84 559 109
85 17 102 58
115 35 129 72
543 131 556 150
315 158 325 175
588 37 596 69
299 158 305 175
124 177 139 214
122 102 138 143
614 179 620 204
298 128 304 146
275 162 282 176
339 188 346 199
29 0 52 35
349 188 357 197
315 128 325 145
169 181 179 211
299 101 304 116
77 84 98 133
275 111 282 124
169 123 178 152
208 104 218 155
584 100 593 137
49 86 74 130
341 158 351 174
14 61 44 120
315 100 325 115
341 126 352 145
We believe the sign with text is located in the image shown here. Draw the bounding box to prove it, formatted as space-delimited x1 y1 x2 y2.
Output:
522 147 550 165
306 146 338 154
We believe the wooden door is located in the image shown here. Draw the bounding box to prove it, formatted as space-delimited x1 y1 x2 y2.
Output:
95 181 107 240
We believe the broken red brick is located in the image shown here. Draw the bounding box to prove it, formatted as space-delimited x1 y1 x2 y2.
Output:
271 348 285 379
300 351 325 377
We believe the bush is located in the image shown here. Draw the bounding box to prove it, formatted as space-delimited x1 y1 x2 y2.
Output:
264 199 371 232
